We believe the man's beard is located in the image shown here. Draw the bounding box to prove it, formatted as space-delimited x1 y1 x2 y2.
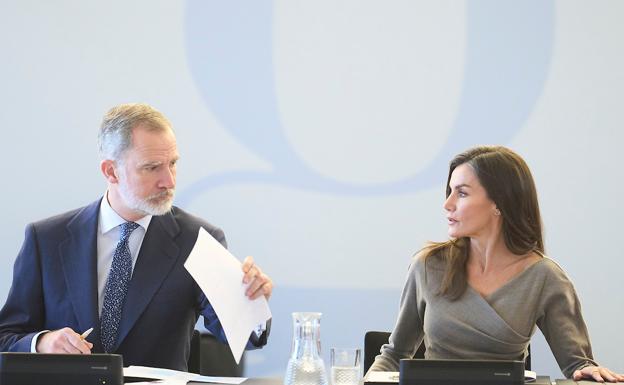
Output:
118 176 175 216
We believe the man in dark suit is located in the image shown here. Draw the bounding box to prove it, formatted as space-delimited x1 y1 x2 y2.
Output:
0 103 273 370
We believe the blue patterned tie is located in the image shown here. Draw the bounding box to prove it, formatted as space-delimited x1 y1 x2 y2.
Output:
100 221 139 353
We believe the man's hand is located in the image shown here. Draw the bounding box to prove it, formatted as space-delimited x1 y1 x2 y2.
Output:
36 327 93 354
242 256 273 300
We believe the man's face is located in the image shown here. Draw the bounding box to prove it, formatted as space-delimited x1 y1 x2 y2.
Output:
115 124 179 217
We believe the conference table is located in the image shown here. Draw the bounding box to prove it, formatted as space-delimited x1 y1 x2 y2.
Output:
179 376 574 385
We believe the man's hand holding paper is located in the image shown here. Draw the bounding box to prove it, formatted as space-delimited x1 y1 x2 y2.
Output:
242 256 273 300
184 227 273 364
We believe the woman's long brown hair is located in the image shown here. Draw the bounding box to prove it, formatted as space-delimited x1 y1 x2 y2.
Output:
424 146 544 300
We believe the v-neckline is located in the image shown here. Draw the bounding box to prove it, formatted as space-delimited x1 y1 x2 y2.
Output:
468 257 546 301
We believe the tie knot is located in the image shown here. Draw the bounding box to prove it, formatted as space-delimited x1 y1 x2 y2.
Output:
119 221 139 241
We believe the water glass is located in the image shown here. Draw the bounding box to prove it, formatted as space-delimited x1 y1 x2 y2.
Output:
330 348 361 385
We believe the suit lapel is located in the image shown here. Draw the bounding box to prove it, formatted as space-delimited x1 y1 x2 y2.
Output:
59 199 101 348
114 212 180 350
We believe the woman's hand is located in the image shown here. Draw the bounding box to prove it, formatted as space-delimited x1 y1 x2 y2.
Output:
573 365 624 383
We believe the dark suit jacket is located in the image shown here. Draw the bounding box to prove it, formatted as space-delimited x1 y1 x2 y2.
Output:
0 199 267 370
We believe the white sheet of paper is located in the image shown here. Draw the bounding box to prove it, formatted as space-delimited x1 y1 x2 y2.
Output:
123 382 183 385
184 227 272 364
124 365 247 384
128 380 187 385
364 371 399 383
524 370 537 382
364 370 537 383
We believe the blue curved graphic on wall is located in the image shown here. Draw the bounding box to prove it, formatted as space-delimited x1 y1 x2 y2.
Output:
182 0 553 200
182 1 555 376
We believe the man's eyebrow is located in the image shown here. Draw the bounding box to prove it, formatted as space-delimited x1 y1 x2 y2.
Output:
139 160 163 167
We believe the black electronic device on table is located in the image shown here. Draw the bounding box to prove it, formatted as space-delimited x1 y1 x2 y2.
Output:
399 358 525 385
0 352 123 385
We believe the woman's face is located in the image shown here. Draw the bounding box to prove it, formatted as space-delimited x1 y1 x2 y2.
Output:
443 163 500 239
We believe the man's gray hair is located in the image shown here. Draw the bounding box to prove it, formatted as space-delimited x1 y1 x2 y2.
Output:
98 103 172 161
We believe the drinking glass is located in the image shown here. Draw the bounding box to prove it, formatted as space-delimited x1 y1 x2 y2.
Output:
330 348 361 385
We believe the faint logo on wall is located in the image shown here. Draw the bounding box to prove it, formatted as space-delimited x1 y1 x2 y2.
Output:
182 0 553 201
182 2 554 376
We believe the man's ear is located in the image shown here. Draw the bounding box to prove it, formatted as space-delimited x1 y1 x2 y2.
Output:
100 159 120 184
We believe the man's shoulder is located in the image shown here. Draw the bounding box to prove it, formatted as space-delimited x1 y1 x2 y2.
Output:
168 206 225 240
29 200 100 233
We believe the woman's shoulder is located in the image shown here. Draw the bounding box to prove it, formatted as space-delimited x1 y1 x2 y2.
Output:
530 254 575 287
410 245 447 273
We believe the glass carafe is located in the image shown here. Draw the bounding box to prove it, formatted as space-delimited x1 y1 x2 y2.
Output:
284 312 328 385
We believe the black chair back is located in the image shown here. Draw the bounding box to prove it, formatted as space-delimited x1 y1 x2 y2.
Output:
188 330 201 374
188 330 245 376
364 331 425 373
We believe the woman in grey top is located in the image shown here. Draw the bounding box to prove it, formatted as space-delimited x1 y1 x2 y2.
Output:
369 146 623 382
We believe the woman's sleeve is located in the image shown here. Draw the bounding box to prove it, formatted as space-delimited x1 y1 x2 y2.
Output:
368 257 426 372
536 264 597 378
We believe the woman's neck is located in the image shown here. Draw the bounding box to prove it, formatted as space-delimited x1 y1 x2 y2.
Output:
468 236 526 274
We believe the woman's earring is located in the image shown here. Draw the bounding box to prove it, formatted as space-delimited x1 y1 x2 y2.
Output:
494 208 501 216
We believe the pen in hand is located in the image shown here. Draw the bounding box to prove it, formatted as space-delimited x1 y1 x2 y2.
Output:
80 327 93 340
77 327 94 354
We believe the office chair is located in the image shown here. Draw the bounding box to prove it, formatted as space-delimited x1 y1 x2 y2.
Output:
363 331 531 373
188 330 245 376
364 331 425 373
188 329 202 374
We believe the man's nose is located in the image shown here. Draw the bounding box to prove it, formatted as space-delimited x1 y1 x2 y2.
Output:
160 168 176 189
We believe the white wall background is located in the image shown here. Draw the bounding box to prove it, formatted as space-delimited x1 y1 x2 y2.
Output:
0 0 622 379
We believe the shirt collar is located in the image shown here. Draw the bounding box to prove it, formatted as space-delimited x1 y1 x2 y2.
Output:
99 192 153 234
